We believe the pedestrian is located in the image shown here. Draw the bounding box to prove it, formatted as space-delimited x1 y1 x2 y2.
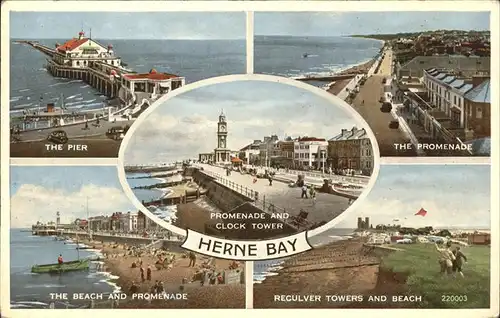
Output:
188 251 196 267
268 176 273 186
146 265 152 281
140 266 145 282
129 281 139 295
435 241 455 275
301 184 308 199
452 246 468 278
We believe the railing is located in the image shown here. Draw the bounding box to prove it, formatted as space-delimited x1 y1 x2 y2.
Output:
280 169 369 185
199 169 257 200
198 168 311 230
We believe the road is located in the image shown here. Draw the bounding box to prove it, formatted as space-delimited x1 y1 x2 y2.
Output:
10 138 121 157
13 119 135 142
350 49 417 156
199 164 350 226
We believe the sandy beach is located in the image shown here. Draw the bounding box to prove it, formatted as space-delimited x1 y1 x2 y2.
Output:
327 59 375 95
253 238 400 308
78 237 245 308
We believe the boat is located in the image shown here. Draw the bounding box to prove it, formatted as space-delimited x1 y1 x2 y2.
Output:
31 259 90 274
302 53 310 58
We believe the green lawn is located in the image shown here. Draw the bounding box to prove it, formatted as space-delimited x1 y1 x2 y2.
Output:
379 243 490 308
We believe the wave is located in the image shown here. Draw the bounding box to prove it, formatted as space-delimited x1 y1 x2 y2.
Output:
48 82 69 88
10 96 23 102
25 283 66 289
80 85 90 88
18 89 31 92
100 279 122 293
66 93 82 100
68 80 82 84
15 301 49 306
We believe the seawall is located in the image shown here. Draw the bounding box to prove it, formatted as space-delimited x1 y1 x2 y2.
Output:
63 232 184 252
185 167 297 239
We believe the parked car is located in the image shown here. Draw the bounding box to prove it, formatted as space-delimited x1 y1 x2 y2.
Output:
396 238 413 244
106 126 126 140
47 130 68 144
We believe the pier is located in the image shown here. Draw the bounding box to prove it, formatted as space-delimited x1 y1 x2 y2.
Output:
14 32 185 119
19 40 124 99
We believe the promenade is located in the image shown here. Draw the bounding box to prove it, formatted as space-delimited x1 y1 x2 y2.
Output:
197 164 350 226
350 49 417 156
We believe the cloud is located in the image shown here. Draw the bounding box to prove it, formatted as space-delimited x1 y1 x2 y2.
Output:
124 80 364 165
11 184 135 228
336 165 490 229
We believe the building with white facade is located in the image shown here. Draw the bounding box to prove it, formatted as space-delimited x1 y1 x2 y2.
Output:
293 137 328 169
239 140 262 165
418 68 490 141
53 31 121 68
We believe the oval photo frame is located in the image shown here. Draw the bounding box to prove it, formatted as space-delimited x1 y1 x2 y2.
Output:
117 74 381 248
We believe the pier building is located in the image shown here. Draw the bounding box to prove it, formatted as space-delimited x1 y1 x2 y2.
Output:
14 31 186 132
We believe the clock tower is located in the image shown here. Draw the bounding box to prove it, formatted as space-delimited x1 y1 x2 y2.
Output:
214 110 231 163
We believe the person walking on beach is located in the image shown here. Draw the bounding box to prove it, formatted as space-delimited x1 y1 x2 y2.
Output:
452 246 468 278
140 266 145 282
268 176 273 186
435 241 455 275
301 184 308 199
188 251 197 267
129 281 139 295
57 254 64 265
146 265 152 281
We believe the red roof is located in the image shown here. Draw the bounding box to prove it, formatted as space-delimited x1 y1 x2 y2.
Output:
297 137 326 142
231 157 243 163
123 72 180 81
57 38 89 53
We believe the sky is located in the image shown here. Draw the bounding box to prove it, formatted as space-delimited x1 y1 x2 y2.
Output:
124 80 365 165
10 166 136 228
10 12 245 40
336 164 491 229
255 12 490 37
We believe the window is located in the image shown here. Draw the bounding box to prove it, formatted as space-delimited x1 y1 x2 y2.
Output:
454 96 457 105
476 107 483 119
305 153 309 158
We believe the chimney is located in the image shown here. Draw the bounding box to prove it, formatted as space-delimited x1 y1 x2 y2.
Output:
472 75 489 88
341 129 347 135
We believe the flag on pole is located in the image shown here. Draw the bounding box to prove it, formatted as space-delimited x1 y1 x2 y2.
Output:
415 208 427 216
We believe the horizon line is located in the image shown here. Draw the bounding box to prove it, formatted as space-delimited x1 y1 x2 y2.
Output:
255 29 490 38
10 37 245 41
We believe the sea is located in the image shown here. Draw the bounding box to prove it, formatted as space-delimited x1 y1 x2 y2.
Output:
10 229 119 309
253 228 356 284
254 35 384 86
10 39 246 117
127 172 184 223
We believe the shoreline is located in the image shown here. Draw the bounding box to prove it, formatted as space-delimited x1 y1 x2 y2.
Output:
78 237 246 308
253 235 356 284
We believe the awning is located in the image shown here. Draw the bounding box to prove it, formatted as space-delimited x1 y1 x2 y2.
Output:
159 83 170 88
